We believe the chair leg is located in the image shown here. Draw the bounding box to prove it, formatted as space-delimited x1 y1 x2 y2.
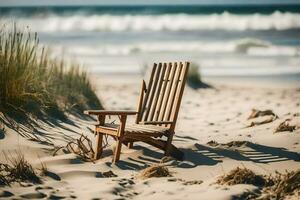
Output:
164 133 174 156
94 133 103 160
113 138 123 163
127 142 134 149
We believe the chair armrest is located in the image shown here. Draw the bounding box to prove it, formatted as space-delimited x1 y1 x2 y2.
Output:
84 110 138 116
140 121 173 125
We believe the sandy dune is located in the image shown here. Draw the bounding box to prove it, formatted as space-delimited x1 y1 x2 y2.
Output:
0 75 299 199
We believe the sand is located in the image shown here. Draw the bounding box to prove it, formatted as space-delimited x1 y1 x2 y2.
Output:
0 74 299 199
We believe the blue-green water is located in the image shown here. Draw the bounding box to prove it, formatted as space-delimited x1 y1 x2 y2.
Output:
0 5 299 82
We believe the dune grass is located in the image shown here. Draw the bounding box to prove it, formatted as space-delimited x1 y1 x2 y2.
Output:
187 63 210 89
217 167 300 199
0 25 101 120
138 164 171 179
1 152 41 186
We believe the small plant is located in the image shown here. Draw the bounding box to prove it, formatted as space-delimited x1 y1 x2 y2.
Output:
1 151 41 186
274 119 296 133
187 63 210 89
4 152 41 184
265 170 300 199
138 164 171 179
217 167 266 186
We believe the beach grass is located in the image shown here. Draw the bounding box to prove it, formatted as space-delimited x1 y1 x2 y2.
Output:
187 63 210 89
0 25 101 120
1 151 41 185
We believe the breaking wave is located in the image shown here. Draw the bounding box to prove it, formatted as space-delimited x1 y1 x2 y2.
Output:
1 11 300 32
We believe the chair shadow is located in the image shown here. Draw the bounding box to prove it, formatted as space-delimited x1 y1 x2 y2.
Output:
114 145 221 170
244 142 300 163
195 142 300 164
118 140 300 170
0 129 4 140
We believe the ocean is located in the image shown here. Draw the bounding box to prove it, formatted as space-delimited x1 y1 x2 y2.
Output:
1 5 300 82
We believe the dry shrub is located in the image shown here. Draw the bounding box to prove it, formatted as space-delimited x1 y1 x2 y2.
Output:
138 164 171 179
248 109 277 119
274 119 296 133
217 167 300 199
264 170 300 199
53 134 95 162
0 152 41 186
217 167 266 187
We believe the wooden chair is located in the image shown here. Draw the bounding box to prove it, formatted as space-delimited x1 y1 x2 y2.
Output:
84 61 189 163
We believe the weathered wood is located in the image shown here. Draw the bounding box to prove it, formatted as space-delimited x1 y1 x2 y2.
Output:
136 80 146 123
170 62 189 131
94 115 105 159
84 61 189 163
148 63 167 121
140 121 173 125
113 115 126 162
164 62 183 121
153 63 171 121
143 63 162 121
84 110 137 115
140 63 157 120
158 62 177 122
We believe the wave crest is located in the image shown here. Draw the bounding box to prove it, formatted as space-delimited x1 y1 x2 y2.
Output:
2 11 300 32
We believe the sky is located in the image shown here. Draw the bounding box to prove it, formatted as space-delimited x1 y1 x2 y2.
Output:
0 0 300 6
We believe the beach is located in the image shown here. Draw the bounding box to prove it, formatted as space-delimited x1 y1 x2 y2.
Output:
1 3 300 199
1 74 299 199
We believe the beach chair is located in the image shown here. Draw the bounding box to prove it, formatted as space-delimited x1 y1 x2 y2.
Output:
84 61 189 163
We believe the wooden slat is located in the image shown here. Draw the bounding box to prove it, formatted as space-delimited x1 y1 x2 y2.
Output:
153 63 171 121
164 62 183 121
135 80 146 123
158 62 177 121
97 123 169 137
140 63 157 120
170 62 190 131
148 63 167 121
140 121 173 125
84 110 137 115
113 115 126 162
143 63 162 121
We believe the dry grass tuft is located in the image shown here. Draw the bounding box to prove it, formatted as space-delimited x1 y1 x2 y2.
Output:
187 63 211 89
217 167 300 199
0 24 102 121
138 164 171 179
274 119 296 133
264 169 300 199
102 170 117 178
1 152 41 186
217 167 266 186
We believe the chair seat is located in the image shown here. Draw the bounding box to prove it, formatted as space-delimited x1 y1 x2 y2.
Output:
96 123 170 138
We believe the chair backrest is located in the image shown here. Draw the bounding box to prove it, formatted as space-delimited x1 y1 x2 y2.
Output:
136 61 190 131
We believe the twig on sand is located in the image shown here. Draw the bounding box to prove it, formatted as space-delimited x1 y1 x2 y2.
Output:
248 109 278 119
52 134 95 162
247 116 277 127
274 119 296 133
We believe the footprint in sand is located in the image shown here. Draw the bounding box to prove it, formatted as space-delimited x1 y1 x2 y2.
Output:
20 192 47 199
0 190 14 198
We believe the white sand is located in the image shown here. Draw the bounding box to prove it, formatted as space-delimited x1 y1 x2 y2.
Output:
0 74 299 199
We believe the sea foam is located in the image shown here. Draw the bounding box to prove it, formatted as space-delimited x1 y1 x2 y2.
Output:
2 11 300 32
